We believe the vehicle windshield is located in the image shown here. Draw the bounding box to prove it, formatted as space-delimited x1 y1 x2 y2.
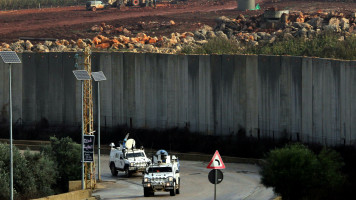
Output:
148 167 172 173
126 152 144 158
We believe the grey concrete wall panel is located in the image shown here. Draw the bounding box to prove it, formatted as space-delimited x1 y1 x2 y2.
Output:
323 60 341 145
0 57 8 122
340 61 352 145
48 53 63 125
134 53 146 128
176 55 188 129
144 53 158 128
312 58 324 143
301 58 313 142
21 53 37 124
198 55 212 134
210 55 222 135
123 53 136 127
188 55 199 133
35 54 50 123
221 55 234 135
348 61 356 145
156 54 168 129
62 53 78 125
279 56 302 140
232 55 247 135
258 55 281 138
111 52 124 126
98 53 113 127
279 56 292 138
166 54 179 128
245 55 258 137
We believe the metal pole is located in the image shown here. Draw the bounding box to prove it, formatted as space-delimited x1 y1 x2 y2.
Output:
214 169 217 200
98 82 101 181
9 64 13 200
81 81 85 190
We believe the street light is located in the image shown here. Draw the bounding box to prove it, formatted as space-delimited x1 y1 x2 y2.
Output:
91 71 107 181
73 70 92 190
0 51 22 200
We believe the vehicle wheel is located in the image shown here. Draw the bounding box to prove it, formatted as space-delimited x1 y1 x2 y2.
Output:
125 168 131 177
92 6 97 11
176 179 180 194
144 188 150 197
110 163 118 176
170 182 176 196
132 0 140 6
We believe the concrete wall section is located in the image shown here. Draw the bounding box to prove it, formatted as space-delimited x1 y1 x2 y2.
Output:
2 53 356 146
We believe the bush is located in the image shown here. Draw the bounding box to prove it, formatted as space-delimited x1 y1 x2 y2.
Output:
41 136 81 192
260 144 345 200
0 143 56 200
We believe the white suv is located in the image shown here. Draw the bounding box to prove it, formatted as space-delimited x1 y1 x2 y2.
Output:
142 155 180 196
109 140 151 177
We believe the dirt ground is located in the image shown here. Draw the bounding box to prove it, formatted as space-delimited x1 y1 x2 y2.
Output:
1 0 356 43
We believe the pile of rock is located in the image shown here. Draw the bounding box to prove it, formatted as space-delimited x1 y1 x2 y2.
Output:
2 10 356 53
212 10 356 46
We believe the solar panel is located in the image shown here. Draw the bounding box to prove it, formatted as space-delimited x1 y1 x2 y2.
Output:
0 51 21 64
73 70 91 80
91 71 107 82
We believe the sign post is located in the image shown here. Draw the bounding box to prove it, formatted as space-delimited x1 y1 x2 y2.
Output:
207 150 225 200
84 135 95 162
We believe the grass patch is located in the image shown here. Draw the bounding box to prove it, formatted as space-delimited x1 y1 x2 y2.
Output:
181 33 356 60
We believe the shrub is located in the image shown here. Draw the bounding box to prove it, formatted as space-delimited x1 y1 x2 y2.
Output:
0 143 56 200
41 136 81 192
260 144 345 200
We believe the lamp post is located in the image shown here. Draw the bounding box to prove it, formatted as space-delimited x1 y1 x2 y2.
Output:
73 70 92 189
91 71 107 181
0 51 22 200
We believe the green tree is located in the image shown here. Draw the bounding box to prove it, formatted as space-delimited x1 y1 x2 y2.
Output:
41 137 81 192
260 144 345 200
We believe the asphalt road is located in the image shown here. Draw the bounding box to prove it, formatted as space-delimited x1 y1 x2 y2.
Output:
93 155 275 200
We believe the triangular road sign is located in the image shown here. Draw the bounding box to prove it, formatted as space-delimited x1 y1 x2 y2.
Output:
207 150 225 169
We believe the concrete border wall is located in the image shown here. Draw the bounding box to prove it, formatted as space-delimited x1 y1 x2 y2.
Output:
1 53 355 145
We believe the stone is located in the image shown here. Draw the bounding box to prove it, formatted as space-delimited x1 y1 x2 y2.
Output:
340 18 350 30
215 31 228 40
206 31 216 39
44 41 53 47
195 40 208 45
143 44 155 52
292 22 312 30
329 17 340 27
25 40 33 50
194 31 206 40
134 42 144 48
35 44 49 52
307 17 323 29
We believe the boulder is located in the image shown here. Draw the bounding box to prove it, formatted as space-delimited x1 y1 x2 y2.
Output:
215 31 228 40
340 18 350 30
307 17 323 29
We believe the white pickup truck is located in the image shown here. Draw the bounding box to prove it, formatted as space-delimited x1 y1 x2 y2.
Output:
109 135 151 177
142 150 181 197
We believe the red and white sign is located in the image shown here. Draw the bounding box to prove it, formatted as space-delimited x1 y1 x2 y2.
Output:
207 150 225 169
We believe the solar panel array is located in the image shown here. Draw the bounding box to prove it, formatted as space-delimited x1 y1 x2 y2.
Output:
0 51 21 64
73 70 91 80
91 71 107 82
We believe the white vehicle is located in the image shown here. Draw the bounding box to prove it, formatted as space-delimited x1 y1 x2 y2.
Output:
142 150 181 197
109 134 151 177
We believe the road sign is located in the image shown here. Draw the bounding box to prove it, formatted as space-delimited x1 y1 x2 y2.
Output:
208 169 224 184
207 150 225 169
84 135 95 162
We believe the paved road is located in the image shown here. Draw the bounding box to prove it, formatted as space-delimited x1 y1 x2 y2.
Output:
93 155 275 200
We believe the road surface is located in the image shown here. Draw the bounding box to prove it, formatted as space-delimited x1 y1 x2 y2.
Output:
93 155 275 200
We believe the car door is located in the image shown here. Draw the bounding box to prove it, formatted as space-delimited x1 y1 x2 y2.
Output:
118 154 125 170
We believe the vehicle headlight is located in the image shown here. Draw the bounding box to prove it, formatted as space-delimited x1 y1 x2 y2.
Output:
167 176 173 182
144 178 151 183
130 163 134 166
